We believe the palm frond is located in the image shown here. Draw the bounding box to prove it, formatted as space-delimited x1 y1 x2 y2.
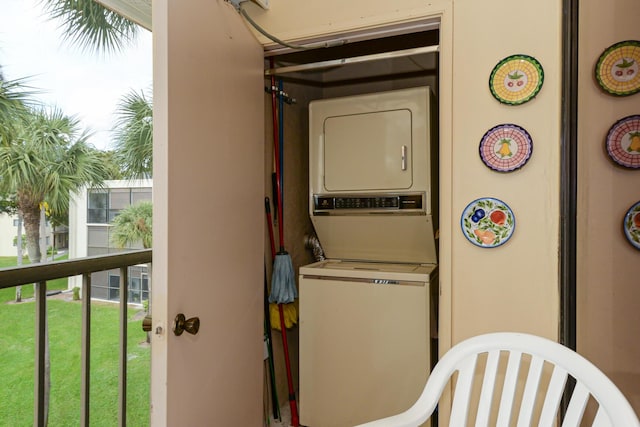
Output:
110 200 153 248
0 77 39 144
113 89 153 179
41 0 139 54
45 137 110 213
0 105 110 215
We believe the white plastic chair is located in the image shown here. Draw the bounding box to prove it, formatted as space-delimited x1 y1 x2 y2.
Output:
355 332 639 427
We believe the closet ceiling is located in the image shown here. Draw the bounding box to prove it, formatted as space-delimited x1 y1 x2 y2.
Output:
97 0 151 30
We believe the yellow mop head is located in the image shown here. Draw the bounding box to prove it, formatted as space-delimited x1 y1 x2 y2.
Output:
270 303 297 331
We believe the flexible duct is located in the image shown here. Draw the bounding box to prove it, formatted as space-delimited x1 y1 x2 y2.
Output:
304 234 326 262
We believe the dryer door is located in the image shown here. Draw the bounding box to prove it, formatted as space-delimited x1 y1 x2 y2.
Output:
323 108 413 191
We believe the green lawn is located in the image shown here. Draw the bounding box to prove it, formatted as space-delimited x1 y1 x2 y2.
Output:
0 256 150 426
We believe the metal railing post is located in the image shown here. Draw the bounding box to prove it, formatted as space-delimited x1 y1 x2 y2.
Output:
81 274 91 426
34 281 47 427
119 267 129 427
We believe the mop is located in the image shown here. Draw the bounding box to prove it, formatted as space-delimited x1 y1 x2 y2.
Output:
268 70 299 427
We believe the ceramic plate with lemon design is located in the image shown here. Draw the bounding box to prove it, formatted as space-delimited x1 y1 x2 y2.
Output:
623 201 640 250
479 124 533 172
461 198 515 248
606 115 640 169
595 40 640 96
489 54 544 105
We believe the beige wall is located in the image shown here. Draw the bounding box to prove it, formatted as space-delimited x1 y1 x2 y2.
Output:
449 1 561 342
578 0 640 412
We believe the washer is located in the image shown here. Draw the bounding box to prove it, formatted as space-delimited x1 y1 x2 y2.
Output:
299 260 437 426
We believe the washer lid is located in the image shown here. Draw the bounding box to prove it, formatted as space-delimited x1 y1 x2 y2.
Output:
300 259 436 282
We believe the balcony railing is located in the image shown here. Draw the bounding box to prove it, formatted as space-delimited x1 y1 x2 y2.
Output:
0 249 152 427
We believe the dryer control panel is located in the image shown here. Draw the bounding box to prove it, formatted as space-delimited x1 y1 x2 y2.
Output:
313 193 424 214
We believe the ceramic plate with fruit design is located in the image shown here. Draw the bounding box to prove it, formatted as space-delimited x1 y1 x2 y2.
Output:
479 124 533 172
606 115 640 169
489 54 544 105
623 201 640 250
461 197 515 248
595 40 640 96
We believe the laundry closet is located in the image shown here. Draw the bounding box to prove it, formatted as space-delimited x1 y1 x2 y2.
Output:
263 24 441 426
151 0 587 424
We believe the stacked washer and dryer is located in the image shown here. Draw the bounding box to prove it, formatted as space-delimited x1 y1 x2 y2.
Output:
299 86 439 427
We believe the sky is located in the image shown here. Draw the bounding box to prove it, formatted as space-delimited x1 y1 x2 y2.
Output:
0 0 153 151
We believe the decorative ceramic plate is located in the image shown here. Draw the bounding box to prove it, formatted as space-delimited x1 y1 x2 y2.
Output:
461 198 515 248
595 40 640 96
479 124 533 172
606 115 640 169
489 54 544 105
623 201 640 250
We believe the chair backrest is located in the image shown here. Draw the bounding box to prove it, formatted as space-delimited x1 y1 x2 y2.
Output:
355 332 639 427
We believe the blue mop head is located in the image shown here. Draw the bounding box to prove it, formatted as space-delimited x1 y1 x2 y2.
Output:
269 252 298 304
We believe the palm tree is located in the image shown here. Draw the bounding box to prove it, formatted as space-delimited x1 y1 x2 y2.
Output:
0 105 110 425
113 90 153 179
110 200 153 249
0 106 111 264
41 0 139 53
1 73 37 302
96 149 126 179
110 200 153 342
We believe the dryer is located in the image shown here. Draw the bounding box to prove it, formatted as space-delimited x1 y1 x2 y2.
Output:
299 87 438 426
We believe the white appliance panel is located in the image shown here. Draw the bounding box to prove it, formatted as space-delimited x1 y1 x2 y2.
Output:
299 261 436 427
324 109 413 191
308 86 438 264
310 86 433 198
310 214 437 264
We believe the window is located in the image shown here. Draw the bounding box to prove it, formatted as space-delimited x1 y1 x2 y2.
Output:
93 268 150 304
88 191 108 223
108 274 120 300
109 189 130 221
87 187 151 224
85 186 152 304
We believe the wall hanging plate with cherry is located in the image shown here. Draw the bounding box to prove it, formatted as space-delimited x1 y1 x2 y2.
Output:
595 40 640 96
489 54 544 105
461 197 515 248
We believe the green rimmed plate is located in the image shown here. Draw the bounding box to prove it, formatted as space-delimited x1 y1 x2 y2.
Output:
489 54 544 105
595 40 640 96
624 201 640 250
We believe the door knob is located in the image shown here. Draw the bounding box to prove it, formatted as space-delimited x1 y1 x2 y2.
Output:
142 315 153 332
173 313 200 336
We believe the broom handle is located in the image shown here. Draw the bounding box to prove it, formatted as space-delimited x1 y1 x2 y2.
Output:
265 198 276 260
278 79 284 230
269 64 284 251
264 268 280 421
279 304 299 427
